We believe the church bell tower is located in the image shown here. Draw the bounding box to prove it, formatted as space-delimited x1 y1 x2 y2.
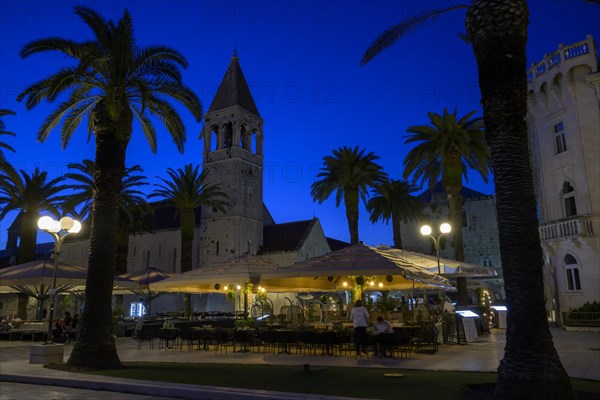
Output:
199 52 264 266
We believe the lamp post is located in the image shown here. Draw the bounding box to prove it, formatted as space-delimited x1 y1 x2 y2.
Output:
38 216 81 343
420 222 451 275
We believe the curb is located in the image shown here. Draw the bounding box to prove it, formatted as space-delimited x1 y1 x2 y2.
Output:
0 373 369 400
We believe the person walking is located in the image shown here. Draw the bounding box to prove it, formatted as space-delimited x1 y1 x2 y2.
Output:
350 300 369 358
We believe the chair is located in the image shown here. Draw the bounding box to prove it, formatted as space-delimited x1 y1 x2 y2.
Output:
213 329 233 353
159 328 179 349
233 330 256 352
137 329 155 350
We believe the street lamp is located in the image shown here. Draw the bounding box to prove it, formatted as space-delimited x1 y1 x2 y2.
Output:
420 222 451 275
38 216 81 343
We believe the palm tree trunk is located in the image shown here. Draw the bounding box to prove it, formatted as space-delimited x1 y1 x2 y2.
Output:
344 190 360 244
18 211 38 264
180 208 194 319
391 212 402 249
467 1 572 398
115 225 129 276
68 102 130 370
442 166 469 305
16 211 38 319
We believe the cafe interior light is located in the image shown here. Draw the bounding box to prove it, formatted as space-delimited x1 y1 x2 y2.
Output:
378 282 383 288
224 285 229 291
236 285 241 290
342 281 348 287
369 281 374 286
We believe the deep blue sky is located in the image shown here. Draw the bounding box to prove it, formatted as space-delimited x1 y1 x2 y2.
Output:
1 0 599 249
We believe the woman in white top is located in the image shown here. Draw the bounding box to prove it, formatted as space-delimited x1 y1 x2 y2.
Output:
350 300 369 357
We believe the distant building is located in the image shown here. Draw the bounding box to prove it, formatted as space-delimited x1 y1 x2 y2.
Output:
527 35 600 323
400 182 504 299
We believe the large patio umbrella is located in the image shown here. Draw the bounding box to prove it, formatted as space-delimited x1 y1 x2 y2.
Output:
373 245 498 278
118 267 176 316
151 257 280 294
0 258 136 317
260 243 452 293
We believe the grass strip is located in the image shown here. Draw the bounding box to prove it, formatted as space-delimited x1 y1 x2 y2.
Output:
48 363 600 400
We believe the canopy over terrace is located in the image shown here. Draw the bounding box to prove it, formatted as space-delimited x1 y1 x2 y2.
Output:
374 245 498 278
151 257 280 294
117 267 177 315
0 258 136 318
260 243 452 293
0 258 136 294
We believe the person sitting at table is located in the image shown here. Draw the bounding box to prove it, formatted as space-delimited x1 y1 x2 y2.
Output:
350 300 369 358
372 316 393 356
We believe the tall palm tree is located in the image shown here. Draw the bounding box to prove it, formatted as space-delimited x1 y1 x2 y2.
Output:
361 1 572 398
402 108 489 262
311 146 387 244
63 160 153 276
0 109 17 178
0 168 67 319
18 6 202 369
366 179 423 249
151 164 228 318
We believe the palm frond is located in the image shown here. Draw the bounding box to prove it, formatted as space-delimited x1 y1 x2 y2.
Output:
361 5 469 65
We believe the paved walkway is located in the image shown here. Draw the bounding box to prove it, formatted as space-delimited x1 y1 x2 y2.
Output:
0 328 598 400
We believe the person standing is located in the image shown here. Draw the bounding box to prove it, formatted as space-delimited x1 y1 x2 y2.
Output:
350 300 369 358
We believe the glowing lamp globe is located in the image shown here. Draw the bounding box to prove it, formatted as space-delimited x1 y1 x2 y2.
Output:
69 220 82 233
38 216 55 231
440 223 451 233
59 216 74 230
420 225 432 236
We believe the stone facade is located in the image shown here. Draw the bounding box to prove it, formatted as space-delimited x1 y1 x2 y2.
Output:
527 35 600 321
400 186 502 274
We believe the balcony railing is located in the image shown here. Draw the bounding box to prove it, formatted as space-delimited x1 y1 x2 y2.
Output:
539 215 596 241
562 312 600 327
527 36 595 81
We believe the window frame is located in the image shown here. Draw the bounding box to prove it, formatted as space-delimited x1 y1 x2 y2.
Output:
564 254 581 292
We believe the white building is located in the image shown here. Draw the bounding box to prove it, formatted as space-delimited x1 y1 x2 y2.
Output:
527 35 600 323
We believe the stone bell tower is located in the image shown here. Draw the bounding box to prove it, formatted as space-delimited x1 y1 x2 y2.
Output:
199 52 264 266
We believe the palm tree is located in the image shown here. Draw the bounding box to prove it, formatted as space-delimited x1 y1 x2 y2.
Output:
402 108 489 262
0 167 67 263
18 6 202 369
151 164 228 318
63 160 153 276
0 168 67 319
361 1 572 398
311 146 387 244
366 179 423 249
0 109 17 178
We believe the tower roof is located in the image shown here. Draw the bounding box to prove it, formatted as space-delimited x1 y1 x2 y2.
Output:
207 52 260 116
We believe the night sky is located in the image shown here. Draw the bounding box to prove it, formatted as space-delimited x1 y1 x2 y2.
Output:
1 0 599 248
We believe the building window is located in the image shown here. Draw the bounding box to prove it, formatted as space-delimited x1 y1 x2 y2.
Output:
554 122 567 154
562 181 577 217
172 248 177 273
564 254 581 291
461 210 468 228
482 259 493 267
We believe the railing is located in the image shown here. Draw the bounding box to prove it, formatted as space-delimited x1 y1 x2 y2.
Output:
562 312 600 327
527 36 595 81
538 215 596 241
564 43 590 59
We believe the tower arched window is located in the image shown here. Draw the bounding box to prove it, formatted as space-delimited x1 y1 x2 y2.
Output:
562 181 577 217
564 254 581 291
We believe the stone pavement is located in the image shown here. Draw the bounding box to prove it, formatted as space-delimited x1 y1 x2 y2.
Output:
0 328 598 400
